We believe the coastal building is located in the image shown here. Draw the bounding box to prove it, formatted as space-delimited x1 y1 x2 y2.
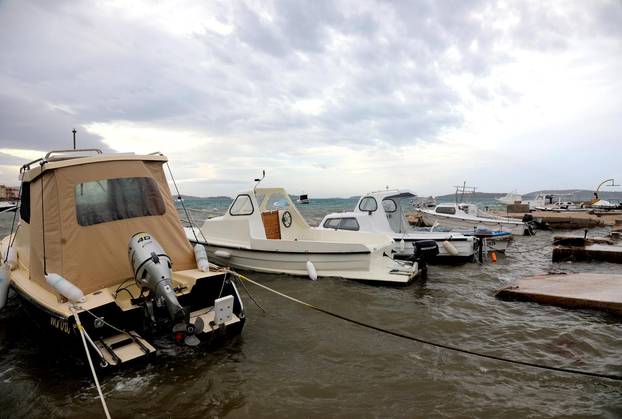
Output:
0 185 19 200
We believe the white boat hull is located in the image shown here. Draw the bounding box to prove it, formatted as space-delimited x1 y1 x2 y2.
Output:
188 238 419 284
419 211 527 235
392 236 476 261
484 236 511 252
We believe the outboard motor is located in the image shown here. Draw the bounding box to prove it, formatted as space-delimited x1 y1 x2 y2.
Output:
521 214 537 236
128 232 186 325
411 240 439 272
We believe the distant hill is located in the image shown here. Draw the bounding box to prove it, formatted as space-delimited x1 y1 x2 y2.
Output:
173 195 232 200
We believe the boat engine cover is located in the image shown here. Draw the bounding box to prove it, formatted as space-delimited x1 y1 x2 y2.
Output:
414 240 440 261
128 232 186 323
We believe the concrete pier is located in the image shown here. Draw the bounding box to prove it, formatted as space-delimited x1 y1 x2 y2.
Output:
496 273 622 316
500 210 622 229
552 235 622 263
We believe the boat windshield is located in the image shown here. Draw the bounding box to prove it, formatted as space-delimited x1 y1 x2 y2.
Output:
265 192 290 210
75 177 165 226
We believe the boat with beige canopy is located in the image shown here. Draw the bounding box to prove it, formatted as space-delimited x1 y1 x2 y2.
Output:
0 149 245 367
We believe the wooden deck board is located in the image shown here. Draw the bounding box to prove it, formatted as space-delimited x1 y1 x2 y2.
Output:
496 273 622 315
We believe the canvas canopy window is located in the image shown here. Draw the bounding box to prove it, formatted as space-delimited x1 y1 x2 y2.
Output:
75 177 165 226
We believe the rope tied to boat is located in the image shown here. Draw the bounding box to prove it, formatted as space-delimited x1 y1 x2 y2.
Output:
231 272 622 382
71 306 112 419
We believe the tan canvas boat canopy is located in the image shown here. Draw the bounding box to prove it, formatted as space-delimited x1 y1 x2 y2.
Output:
17 150 195 295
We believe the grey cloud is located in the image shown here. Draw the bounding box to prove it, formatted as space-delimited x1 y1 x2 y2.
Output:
0 0 619 159
0 94 108 152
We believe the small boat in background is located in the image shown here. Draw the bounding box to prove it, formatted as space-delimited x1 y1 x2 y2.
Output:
417 202 532 235
296 193 310 204
496 191 522 205
524 192 580 210
0 149 245 368
317 189 475 263
0 201 18 213
416 183 533 236
186 187 430 284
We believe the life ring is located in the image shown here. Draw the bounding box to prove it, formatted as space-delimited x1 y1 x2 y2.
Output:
281 211 292 228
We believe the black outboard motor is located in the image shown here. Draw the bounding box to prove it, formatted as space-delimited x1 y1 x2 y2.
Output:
411 240 439 272
521 214 537 235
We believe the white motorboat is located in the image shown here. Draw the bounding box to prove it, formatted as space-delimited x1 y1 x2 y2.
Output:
496 191 522 205
316 190 476 263
0 201 18 213
417 203 532 235
186 187 431 284
524 192 580 210
427 225 513 253
0 149 245 367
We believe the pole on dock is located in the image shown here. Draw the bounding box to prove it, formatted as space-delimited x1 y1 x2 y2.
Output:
72 129 77 150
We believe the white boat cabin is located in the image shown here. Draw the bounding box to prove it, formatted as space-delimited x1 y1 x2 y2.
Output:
321 190 417 235
188 187 421 283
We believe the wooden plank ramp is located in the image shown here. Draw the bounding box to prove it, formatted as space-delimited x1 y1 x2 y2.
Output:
496 273 622 316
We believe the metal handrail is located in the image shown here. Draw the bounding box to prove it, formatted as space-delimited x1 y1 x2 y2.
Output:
20 158 43 173
44 148 103 159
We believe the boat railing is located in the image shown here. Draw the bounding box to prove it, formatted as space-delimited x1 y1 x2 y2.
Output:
20 149 104 174
44 148 103 160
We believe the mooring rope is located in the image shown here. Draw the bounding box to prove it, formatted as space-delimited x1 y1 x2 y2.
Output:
71 307 112 419
164 162 200 244
232 272 622 382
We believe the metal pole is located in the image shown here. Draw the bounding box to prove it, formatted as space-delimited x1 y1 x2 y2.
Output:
72 129 77 150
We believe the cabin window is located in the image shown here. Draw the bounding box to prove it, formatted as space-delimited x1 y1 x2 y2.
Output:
75 177 165 226
339 218 360 231
435 206 456 215
382 199 397 213
230 194 254 216
322 217 360 231
323 218 341 229
359 197 377 212
19 182 30 223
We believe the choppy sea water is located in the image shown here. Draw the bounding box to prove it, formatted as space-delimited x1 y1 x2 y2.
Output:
1 199 621 418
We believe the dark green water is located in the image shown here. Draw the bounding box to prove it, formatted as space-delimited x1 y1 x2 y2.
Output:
1 202 621 418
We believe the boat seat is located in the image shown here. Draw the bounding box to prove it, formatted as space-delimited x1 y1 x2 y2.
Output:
261 211 281 240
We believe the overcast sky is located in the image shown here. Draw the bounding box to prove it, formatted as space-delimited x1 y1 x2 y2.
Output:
1 0 621 197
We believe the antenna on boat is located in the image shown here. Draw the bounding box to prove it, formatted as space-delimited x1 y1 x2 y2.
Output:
454 181 477 204
72 129 77 150
253 170 265 194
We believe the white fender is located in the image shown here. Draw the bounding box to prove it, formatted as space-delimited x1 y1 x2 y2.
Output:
214 250 231 259
6 246 17 270
1 242 17 271
45 273 86 303
399 239 405 251
193 244 210 272
442 240 459 256
306 261 318 281
0 264 9 310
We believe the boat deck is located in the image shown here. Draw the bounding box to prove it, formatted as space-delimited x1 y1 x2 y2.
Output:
496 273 622 315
